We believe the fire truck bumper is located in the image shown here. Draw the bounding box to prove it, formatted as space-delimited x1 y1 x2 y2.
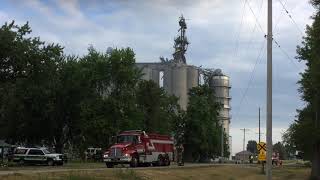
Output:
103 156 132 163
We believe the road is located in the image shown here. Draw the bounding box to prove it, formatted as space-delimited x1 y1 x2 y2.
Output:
0 163 240 176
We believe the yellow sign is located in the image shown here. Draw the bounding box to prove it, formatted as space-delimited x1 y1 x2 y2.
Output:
258 150 266 161
257 142 266 161
257 142 266 152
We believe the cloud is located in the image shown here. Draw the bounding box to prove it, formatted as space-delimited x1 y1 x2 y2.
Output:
0 0 315 154
230 127 287 155
56 0 82 17
26 0 52 15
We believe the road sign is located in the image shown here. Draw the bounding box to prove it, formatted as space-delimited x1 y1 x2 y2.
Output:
257 142 266 161
258 150 266 161
257 142 266 152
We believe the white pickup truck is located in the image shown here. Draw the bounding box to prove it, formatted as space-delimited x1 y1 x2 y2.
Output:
13 147 64 166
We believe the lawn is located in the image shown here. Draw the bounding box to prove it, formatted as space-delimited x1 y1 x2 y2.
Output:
0 164 311 180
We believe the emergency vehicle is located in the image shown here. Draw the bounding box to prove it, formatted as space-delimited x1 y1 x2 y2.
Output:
103 130 174 168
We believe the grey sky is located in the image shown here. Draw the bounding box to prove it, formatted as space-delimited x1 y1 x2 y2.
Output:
0 0 315 154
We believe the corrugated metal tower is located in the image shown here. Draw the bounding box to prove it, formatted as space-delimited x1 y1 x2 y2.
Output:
209 69 231 135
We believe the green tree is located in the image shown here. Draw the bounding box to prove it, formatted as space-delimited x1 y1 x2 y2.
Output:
136 80 180 134
183 85 222 162
0 21 227 162
0 21 65 147
286 0 320 178
246 140 258 154
0 22 145 153
282 128 297 159
77 47 144 148
273 142 287 160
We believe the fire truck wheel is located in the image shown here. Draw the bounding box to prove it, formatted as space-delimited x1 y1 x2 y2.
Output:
164 155 170 166
166 159 170 166
145 163 151 167
157 155 164 166
130 156 139 168
106 163 114 168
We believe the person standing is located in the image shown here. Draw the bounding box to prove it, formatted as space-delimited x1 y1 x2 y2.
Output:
177 144 184 166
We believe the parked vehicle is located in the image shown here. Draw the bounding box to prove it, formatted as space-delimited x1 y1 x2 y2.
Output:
272 152 282 166
103 130 174 168
13 147 64 166
86 147 103 162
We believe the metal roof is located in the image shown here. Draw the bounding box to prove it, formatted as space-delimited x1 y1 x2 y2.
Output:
235 150 253 155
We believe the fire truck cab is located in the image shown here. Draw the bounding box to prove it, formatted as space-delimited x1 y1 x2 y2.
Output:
103 130 174 168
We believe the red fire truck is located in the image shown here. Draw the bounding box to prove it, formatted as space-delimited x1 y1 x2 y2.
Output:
103 130 174 168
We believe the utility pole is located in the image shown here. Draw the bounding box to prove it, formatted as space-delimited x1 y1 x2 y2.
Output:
221 124 224 157
240 128 249 162
256 132 264 142
259 107 261 143
266 0 273 179
240 128 249 151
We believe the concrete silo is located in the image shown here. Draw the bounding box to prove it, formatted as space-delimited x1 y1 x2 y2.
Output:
137 64 153 81
187 66 199 90
151 69 160 85
163 65 173 93
171 64 188 110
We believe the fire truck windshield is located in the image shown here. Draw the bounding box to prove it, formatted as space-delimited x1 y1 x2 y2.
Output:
116 135 138 144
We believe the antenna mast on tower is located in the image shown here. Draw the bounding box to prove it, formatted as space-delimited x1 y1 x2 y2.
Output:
173 15 189 64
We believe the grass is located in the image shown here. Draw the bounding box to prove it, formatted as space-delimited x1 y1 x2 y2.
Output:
115 169 147 180
0 164 311 180
0 162 105 171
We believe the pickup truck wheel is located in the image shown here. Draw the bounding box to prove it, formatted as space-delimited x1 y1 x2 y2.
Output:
130 156 138 168
18 159 24 166
106 163 114 168
47 159 54 166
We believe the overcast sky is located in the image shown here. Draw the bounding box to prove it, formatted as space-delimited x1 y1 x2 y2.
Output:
0 0 315 155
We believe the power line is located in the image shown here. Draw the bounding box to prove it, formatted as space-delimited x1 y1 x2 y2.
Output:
233 0 265 121
273 0 305 70
244 0 264 56
273 0 287 32
247 0 266 35
234 40 266 119
277 0 304 37
234 0 249 56
273 39 300 69
234 0 299 122
246 0 300 70
232 1 267 134
276 0 320 70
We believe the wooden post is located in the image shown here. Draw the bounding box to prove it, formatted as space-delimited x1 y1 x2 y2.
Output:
261 161 265 174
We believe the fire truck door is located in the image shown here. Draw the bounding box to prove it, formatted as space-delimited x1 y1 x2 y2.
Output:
146 140 155 152
136 136 144 154
136 144 144 154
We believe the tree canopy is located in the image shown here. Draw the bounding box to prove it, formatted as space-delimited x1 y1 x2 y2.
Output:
246 140 257 154
0 21 225 160
285 0 320 178
183 85 228 161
